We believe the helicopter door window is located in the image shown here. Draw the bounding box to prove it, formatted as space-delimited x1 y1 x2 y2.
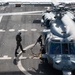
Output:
62 43 68 54
50 43 61 54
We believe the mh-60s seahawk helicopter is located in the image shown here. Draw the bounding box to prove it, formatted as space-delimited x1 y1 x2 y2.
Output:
40 4 75 75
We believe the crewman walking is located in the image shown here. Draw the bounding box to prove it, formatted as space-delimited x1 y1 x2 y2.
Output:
15 32 25 57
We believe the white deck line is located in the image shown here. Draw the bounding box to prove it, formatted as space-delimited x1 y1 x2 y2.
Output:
31 29 37 31
0 55 12 60
17 60 27 73
0 29 5 32
18 29 28 32
0 11 43 16
0 56 39 60
9 29 15 32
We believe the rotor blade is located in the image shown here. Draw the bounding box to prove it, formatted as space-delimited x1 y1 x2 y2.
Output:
0 11 44 16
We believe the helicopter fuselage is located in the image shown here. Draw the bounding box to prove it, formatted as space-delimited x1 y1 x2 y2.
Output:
41 10 75 75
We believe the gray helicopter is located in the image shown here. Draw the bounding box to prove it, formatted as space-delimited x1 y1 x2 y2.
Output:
40 5 75 75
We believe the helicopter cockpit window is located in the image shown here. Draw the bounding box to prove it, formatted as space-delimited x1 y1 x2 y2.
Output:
50 42 61 54
69 43 75 54
62 43 68 54
62 42 75 54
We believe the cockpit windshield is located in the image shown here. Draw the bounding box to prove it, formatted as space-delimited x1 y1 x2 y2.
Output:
62 43 68 54
49 41 75 54
69 43 75 54
62 43 75 54
50 42 61 54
